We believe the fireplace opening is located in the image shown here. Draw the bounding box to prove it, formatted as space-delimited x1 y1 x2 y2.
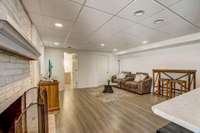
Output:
0 97 22 133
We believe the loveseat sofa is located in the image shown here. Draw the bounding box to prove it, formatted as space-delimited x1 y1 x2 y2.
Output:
112 72 152 95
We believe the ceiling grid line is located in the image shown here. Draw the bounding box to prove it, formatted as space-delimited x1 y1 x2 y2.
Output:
69 0 115 16
22 0 200 51
63 0 88 46
154 0 200 29
116 15 171 36
83 0 136 43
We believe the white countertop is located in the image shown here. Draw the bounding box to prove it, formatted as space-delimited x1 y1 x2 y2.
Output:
152 88 200 132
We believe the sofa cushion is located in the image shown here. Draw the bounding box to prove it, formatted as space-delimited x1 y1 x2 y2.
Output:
134 74 147 82
125 81 138 89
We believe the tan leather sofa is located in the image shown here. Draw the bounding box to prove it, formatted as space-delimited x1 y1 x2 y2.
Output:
112 72 152 95
111 72 133 87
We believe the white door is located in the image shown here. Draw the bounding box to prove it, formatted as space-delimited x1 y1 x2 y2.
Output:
96 55 109 85
72 54 78 88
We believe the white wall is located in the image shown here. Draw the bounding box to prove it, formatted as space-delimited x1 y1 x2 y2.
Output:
44 48 117 89
119 42 200 87
77 51 117 88
45 48 65 90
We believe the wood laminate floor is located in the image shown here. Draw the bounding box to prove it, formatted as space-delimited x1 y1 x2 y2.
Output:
55 88 169 133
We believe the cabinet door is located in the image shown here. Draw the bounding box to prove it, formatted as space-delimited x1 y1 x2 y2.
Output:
49 84 59 111
46 85 51 110
39 84 59 112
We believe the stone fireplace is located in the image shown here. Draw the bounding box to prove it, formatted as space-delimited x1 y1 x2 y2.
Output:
0 19 47 132
0 19 40 112
0 50 32 113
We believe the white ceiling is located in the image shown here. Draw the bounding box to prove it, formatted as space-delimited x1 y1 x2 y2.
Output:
22 0 200 52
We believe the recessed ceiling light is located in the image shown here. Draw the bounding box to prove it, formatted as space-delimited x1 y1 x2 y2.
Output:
134 10 145 16
54 42 59 46
113 48 118 52
154 19 164 24
54 23 63 27
142 41 148 44
100 43 105 47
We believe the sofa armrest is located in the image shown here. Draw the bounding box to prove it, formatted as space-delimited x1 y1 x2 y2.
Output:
138 78 152 94
111 75 117 82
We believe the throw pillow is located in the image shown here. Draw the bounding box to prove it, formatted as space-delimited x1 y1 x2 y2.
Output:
134 74 147 82
117 73 126 79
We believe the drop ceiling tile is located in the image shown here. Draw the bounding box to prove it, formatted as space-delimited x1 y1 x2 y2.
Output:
100 17 134 35
122 23 171 43
77 7 112 27
112 33 137 43
89 30 113 44
87 36 107 46
85 0 133 14
72 22 95 33
68 41 95 50
40 0 81 21
69 6 113 44
141 9 179 29
69 32 90 42
29 14 43 27
65 0 85 4
22 0 41 14
70 0 85 4
156 0 183 6
88 17 134 44
41 16 73 31
158 19 199 37
118 0 164 23
170 0 200 28
43 41 65 48
68 40 88 47
30 14 73 32
39 26 68 42
142 9 200 37
126 24 161 37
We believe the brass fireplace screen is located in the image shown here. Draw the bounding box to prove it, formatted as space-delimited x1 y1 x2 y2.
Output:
15 87 48 133
0 87 48 133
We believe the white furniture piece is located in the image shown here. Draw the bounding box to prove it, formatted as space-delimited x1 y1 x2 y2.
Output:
152 88 200 133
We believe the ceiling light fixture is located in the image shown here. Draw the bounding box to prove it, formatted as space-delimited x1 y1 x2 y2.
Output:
154 19 164 24
54 42 59 46
134 10 145 16
142 41 148 44
54 23 63 27
100 43 105 47
113 48 118 52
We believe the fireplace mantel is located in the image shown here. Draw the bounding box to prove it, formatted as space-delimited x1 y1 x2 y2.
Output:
0 19 40 59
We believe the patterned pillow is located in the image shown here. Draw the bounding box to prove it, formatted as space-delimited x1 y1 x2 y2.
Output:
117 73 126 79
134 74 147 82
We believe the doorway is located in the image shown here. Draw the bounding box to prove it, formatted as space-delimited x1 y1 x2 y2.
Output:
64 53 78 89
